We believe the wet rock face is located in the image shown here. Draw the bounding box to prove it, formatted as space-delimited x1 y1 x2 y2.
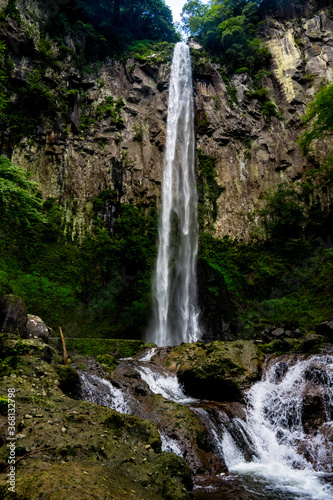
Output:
0 294 27 336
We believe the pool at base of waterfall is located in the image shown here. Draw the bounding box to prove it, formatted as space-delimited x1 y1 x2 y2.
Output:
193 472 333 500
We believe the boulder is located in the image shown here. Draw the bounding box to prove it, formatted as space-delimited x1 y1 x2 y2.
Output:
0 294 27 336
26 314 49 340
316 321 333 341
167 341 263 402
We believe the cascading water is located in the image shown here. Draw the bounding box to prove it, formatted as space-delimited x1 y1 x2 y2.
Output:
217 355 333 499
78 371 129 414
147 41 201 347
77 349 333 499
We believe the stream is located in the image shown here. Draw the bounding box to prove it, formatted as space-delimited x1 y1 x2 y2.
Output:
78 350 333 500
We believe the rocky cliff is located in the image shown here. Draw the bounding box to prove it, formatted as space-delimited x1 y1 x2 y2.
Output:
2 1 333 241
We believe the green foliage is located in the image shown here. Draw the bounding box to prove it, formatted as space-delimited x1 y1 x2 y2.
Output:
128 40 175 64
0 157 47 239
132 124 143 142
198 160 333 336
259 183 306 243
44 0 179 64
81 95 124 131
299 83 333 155
247 70 281 119
0 41 12 111
37 38 60 69
0 0 21 24
217 68 238 105
0 157 158 338
197 149 225 229
0 396 8 415
182 1 270 75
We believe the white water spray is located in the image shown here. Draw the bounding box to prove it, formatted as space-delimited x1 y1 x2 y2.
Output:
219 355 333 499
136 365 197 404
78 372 129 414
147 42 201 346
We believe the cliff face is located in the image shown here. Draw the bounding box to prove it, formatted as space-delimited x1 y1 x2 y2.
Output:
3 2 333 240
194 9 333 240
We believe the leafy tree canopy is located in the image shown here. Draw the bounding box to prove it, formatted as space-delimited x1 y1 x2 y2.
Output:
47 0 179 56
181 0 268 73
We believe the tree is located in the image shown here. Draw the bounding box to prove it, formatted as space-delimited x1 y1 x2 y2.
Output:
181 0 209 36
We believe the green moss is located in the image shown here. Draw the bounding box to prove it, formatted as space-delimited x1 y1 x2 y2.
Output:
0 0 21 24
132 123 143 142
197 149 225 229
96 353 118 372
259 334 327 355
0 397 8 415
63 338 151 358
217 68 238 105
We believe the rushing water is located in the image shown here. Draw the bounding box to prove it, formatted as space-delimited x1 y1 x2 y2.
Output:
78 351 333 499
136 364 197 404
147 42 201 347
216 355 333 500
78 371 129 414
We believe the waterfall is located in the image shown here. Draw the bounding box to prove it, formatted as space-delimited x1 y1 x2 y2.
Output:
147 41 201 347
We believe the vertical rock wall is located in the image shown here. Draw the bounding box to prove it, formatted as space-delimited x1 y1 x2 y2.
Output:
5 5 333 240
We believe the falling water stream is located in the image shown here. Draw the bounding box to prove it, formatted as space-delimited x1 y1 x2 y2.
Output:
147 42 201 347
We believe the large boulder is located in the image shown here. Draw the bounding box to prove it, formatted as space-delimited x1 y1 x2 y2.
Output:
26 314 49 340
0 294 27 336
167 341 263 402
316 321 333 342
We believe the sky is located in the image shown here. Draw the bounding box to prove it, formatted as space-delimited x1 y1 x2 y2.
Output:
165 0 209 23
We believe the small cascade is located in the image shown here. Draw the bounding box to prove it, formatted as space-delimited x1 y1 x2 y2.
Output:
159 432 183 456
136 364 197 404
77 350 333 499
78 371 129 414
147 41 201 346
216 355 333 499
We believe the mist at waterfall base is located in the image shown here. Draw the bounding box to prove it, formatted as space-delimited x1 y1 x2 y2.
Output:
146 42 201 347
78 351 333 500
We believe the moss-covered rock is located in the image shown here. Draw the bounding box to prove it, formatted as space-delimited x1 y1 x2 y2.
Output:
52 338 154 359
96 353 118 373
55 365 81 398
0 352 192 500
258 333 329 355
167 341 263 401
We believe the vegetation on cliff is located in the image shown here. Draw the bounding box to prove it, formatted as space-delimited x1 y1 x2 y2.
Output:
181 0 329 74
0 156 157 337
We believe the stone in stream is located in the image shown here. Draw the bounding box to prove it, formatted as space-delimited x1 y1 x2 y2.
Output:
166 341 263 402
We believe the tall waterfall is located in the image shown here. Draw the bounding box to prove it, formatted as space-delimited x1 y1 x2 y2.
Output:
147 42 201 346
